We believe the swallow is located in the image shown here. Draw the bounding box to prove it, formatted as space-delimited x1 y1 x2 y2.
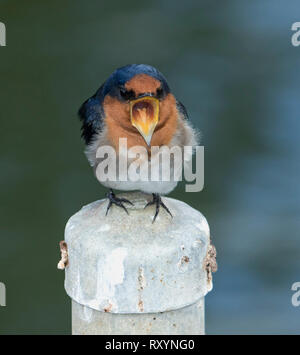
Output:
78 64 198 222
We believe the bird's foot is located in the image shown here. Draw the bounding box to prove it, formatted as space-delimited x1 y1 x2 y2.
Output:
144 193 173 223
105 189 134 216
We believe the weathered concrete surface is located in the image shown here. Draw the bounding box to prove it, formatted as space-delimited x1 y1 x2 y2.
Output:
72 298 205 335
63 191 215 334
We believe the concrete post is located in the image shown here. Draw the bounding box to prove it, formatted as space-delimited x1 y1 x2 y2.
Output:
60 192 216 335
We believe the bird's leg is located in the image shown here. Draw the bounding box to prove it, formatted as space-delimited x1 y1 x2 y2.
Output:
105 189 134 216
144 193 173 223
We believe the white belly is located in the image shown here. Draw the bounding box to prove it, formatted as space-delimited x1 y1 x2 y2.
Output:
95 150 181 195
101 179 178 195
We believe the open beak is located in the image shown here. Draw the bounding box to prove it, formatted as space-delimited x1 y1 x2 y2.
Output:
130 96 159 146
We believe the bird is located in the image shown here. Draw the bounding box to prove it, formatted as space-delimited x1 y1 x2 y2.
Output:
78 64 198 222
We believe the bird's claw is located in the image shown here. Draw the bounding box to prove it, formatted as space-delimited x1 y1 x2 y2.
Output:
105 189 134 216
144 193 173 223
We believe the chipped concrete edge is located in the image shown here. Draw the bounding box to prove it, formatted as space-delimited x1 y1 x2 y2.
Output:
57 241 69 270
203 238 217 291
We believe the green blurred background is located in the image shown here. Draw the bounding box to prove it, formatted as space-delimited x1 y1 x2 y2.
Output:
1 0 299 334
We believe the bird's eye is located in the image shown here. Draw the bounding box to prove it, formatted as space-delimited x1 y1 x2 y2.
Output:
156 87 164 99
119 88 135 101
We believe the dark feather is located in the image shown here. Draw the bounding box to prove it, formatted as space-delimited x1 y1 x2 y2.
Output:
78 86 105 145
102 64 170 98
176 100 189 120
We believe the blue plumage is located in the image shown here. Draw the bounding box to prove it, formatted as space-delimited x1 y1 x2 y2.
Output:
102 64 170 98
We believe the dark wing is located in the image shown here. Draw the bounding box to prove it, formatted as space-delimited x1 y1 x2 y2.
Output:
176 100 189 120
78 85 105 145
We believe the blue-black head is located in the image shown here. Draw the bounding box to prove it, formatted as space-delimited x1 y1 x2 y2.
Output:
79 64 185 146
99 64 170 101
